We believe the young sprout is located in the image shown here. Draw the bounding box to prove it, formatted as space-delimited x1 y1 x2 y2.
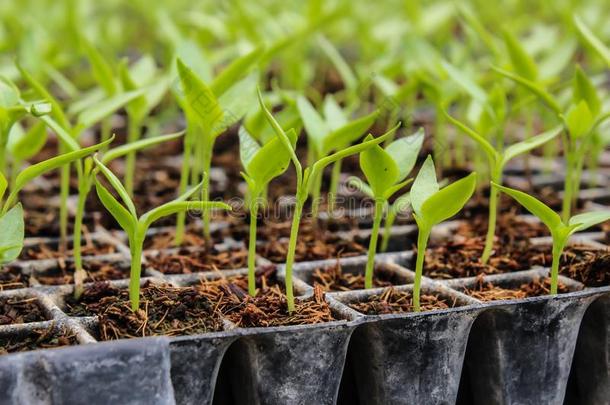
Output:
574 16 610 67
493 183 610 294
239 126 297 296
411 156 477 311
351 128 424 288
174 51 261 245
296 95 378 217
71 132 184 298
445 111 561 263
259 89 395 312
492 64 610 223
93 158 231 311
0 173 23 264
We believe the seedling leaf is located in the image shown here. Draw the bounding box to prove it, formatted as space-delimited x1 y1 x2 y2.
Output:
492 66 561 114
0 204 24 263
411 155 439 217
574 16 610 66
573 65 601 116
360 135 400 198
385 128 425 181
568 211 610 233
501 125 562 166
94 180 136 235
493 183 562 231
420 173 477 226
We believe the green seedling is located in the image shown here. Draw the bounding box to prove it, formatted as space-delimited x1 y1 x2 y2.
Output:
410 156 477 311
445 111 561 263
493 183 610 294
574 16 610 67
259 89 395 312
0 173 23 265
239 126 297 296
493 65 610 223
93 158 231 311
174 50 261 244
296 95 378 216
351 128 424 288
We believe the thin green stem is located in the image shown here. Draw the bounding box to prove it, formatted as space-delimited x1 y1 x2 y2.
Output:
550 239 564 295
73 178 91 299
175 137 193 245
562 150 575 224
381 208 396 253
327 159 342 213
413 226 430 312
310 169 323 224
365 199 384 289
200 136 213 242
482 168 502 263
129 229 145 311
124 117 141 197
100 117 111 150
284 196 305 313
247 199 259 296
59 161 70 251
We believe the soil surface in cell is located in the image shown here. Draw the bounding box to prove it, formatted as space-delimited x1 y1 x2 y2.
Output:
0 296 47 325
555 248 610 287
349 288 456 315
311 263 405 292
35 260 130 285
0 266 30 291
461 275 572 301
0 325 78 354
19 238 117 261
146 245 248 274
65 281 224 340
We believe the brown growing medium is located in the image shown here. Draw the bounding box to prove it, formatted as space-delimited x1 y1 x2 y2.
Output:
35 260 129 286
0 325 78 354
0 266 30 291
218 285 336 328
65 282 224 340
462 275 572 302
258 220 366 263
456 209 549 241
19 237 116 261
349 288 455 315
311 263 402 292
0 296 47 325
558 249 610 287
146 246 248 274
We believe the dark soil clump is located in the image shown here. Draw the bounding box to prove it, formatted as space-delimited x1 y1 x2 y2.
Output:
311 263 403 292
462 275 571 301
0 325 77 354
0 296 47 325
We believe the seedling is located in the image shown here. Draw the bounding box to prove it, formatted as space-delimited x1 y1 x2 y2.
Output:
239 125 296 296
296 95 378 216
493 183 610 294
0 173 23 265
174 51 261 244
93 158 231 310
493 64 610 222
351 128 424 288
445 111 561 262
410 156 477 311
259 89 395 312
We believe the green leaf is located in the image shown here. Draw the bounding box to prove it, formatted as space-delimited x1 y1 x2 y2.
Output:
18 64 69 129
238 126 261 169
410 155 439 217
317 35 357 91
572 66 601 117
82 38 117 95
493 183 562 232
0 172 6 202
321 110 378 155
101 131 185 164
0 204 23 263
93 155 137 218
94 180 136 236
215 72 258 136
39 115 80 151
210 46 264 97
492 66 561 114
0 77 20 108
385 128 424 181
297 95 329 154
574 16 610 67
501 125 562 167
8 121 47 161
444 110 498 163
77 89 146 130
569 211 610 233
565 100 593 139
176 58 224 136
441 60 488 105
142 201 231 230
360 135 400 198
119 61 148 121
390 192 412 217
322 95 347 130
502 30 538 81
247 130 296 189
7 137 114 210
420 173 476 227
